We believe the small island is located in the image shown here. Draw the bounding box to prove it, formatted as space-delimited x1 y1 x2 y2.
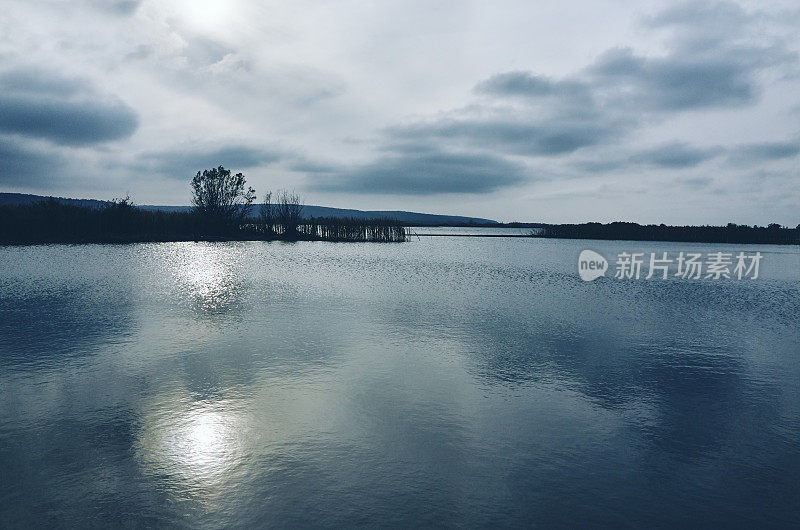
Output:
0 166 407 244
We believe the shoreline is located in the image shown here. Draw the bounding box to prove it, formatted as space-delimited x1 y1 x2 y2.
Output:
408 233 800 245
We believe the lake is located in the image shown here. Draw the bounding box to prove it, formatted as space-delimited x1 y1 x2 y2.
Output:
1 233 798 528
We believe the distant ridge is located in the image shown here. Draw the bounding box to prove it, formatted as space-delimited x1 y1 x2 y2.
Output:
0 193 498 226
0 193 110 210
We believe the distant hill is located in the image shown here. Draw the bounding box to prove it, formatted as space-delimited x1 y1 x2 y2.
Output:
0 193 498 226
0 193 111 210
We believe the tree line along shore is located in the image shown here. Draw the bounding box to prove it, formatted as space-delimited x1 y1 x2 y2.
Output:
535 221 799 245
0 165 797 245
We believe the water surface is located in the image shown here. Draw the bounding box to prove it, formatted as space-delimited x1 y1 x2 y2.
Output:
1 235 798 527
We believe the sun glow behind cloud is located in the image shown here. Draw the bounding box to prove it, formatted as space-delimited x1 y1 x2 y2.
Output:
166 0 239 36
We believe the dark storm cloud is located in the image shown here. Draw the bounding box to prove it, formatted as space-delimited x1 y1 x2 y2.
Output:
340 0 795 196
0 138 63 186
572 158 629 174
475 71 555 96
574 142 722 173
0 69 139 146
303 2 797 197
388 117 620 157
644 1 751 35
630 142 722 168
675 176 713 189
0 68 84 97
585 0 797 114
474 71 586 98
141 146 283 179
92 0 141 16
0 95 139 146
728 141 800 164
462 1 795 160
589 47 760 111
317 149 526 194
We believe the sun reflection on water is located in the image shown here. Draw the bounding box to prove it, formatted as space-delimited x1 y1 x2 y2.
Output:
168 243 245 314
136 394 248 495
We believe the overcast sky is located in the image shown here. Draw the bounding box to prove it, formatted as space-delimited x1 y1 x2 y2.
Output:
1 0 798 224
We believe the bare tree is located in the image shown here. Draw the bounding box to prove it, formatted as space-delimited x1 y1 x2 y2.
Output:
260 190 274 236
276 190 303 237
190 166 255 231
